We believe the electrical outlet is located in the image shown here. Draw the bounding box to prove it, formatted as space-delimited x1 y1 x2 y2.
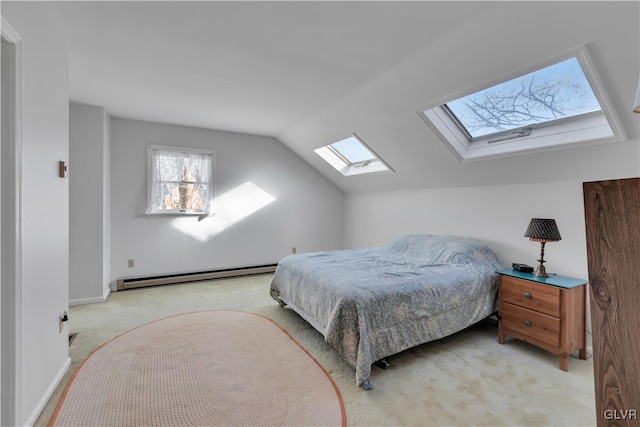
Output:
127 259 135 268
292 247 297 254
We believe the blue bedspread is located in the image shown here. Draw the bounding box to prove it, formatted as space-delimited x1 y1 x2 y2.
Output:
270 234 505 389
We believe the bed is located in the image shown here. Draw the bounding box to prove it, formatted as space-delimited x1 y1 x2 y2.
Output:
269 234 505 389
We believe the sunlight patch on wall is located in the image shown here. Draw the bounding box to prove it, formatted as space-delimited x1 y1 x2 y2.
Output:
171 181 275 242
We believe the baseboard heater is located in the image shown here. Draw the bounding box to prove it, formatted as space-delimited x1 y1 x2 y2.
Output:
116 264 277 291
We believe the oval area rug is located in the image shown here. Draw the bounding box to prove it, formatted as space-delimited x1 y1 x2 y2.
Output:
50 310 345 426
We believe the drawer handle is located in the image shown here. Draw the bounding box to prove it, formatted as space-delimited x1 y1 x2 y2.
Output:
524 320 531 327
524 292 532 299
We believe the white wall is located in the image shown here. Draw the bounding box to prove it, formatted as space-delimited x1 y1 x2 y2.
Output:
69 103 111 304
345 181 591 279
110 118 344 284
2 4 71 425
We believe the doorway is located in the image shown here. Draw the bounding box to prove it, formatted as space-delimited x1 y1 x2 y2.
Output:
1 16 22 427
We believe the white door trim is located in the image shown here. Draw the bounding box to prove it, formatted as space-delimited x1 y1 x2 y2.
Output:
1 15 23 427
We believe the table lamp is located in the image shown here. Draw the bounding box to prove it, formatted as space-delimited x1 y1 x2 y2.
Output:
524 218 562 277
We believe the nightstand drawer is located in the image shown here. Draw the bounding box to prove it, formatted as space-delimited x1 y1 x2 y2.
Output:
501 302 560 348
500 275 560 317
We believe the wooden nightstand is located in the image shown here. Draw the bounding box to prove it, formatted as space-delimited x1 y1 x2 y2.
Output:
496 269 587 371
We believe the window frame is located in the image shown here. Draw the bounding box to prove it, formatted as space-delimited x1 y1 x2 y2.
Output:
146 145 215 216
417 47 626 162
314 133 394 177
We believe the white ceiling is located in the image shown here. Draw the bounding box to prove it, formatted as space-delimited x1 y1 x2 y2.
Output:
51 1 640 192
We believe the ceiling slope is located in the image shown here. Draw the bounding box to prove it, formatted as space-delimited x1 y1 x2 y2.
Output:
43 1 640 191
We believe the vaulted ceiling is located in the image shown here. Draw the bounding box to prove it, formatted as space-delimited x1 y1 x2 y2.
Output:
48 1 640 192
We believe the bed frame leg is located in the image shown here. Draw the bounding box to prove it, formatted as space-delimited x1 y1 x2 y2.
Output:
375 358 390 370
359 380 374 390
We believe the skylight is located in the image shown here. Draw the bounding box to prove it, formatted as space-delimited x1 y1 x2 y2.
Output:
331 137 376 164
314 134 393 176
446 58 602 139
419 49 624 161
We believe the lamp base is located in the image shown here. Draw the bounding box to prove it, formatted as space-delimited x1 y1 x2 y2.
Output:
534 263 548 277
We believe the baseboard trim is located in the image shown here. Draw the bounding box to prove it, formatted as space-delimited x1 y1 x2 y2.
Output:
116 264 277 291
69 295 105 306
24 357 71 426
69 287 112 306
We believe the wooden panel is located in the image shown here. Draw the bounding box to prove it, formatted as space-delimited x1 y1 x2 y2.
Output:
500 275 561 317
583 178 640 426
559 285 587 357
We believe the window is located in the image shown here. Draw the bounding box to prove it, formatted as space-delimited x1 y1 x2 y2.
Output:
314 134 393 176
419 49 625 161
146 145 214 215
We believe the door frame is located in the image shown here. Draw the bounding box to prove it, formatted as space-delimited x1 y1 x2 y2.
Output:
1 15 23 427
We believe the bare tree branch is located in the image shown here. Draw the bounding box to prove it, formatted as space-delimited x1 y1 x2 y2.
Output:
459 76 584 133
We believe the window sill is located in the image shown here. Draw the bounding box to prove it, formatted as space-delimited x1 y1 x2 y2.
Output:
145 210 207 216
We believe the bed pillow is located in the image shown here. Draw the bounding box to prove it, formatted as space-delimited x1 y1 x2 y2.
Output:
385 234 504 268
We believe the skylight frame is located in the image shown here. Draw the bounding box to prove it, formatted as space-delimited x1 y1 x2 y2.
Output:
314 134 394 177
417 47 626 162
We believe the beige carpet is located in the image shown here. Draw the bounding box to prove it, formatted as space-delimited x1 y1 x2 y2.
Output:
36 274 596 426
49 310 345 427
